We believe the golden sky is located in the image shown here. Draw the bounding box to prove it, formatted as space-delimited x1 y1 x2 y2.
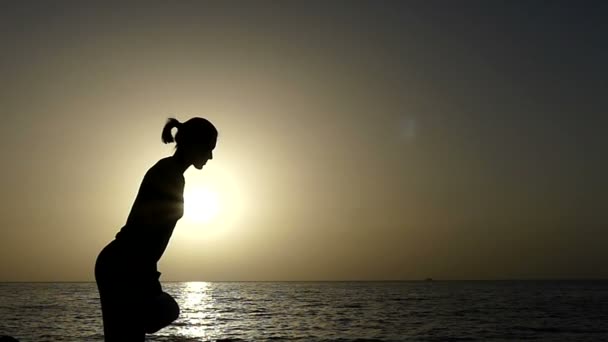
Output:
1 2 606 281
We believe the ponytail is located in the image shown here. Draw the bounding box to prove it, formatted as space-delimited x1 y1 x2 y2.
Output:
161 117 181 144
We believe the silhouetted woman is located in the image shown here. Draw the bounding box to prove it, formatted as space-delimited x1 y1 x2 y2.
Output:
95 117 218 341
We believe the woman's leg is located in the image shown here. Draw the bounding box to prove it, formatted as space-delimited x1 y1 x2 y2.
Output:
98 290 146 342
95 243 146 342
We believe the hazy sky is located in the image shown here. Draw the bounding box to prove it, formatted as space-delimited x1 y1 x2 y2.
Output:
1 1 606 281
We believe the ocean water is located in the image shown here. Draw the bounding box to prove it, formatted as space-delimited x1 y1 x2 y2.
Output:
1 281 607 341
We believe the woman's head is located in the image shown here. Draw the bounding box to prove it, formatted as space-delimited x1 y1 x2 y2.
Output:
162 117 218 169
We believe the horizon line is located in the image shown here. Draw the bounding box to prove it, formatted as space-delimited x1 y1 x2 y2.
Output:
2 278 608 283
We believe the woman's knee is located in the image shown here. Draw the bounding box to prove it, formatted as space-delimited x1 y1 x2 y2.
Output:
144 292 180 334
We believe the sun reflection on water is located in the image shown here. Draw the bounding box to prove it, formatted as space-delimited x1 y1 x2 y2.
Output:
172 281 220 339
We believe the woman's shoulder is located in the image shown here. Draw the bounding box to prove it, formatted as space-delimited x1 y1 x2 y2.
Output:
146 157 184 184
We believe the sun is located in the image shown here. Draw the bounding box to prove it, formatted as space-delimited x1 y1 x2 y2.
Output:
176 163 246 241
183 187 220 223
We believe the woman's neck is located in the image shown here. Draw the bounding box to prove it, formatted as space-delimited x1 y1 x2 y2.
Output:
171 151 191 174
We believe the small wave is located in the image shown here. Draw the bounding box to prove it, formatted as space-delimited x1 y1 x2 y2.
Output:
514 326 608 334
150 336 209 342
19 304 62 310
320 339 389 342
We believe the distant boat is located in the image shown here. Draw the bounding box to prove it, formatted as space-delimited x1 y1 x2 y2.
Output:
424 278 433 282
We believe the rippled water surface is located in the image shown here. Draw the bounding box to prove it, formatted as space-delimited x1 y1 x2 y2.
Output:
1 281 607 341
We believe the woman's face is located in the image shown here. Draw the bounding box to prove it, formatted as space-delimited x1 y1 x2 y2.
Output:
190 139 216 170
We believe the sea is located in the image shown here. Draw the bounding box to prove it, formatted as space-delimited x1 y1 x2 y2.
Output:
1 281 607 341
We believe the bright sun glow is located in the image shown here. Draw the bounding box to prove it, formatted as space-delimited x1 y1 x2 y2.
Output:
184 188 220 223
178 163 246 241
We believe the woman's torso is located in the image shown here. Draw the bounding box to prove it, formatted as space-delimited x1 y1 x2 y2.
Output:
101 157 185 270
